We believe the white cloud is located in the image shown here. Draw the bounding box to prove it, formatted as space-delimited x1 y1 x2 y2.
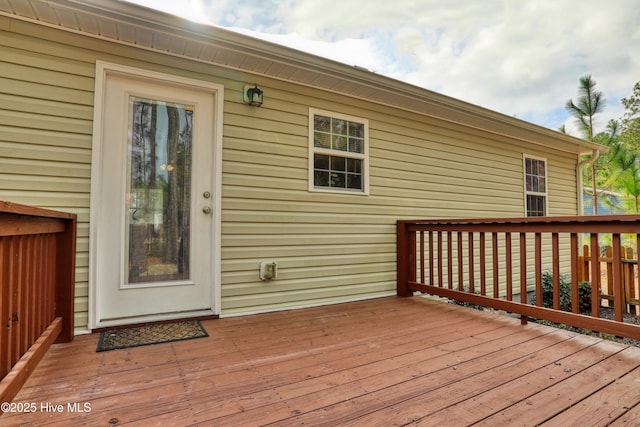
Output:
123 0 212 24
125 0 640 135
230 30 384 72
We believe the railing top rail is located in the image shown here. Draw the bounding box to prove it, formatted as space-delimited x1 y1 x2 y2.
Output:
398 215 640 225
0 200 75 220
399 215 640 233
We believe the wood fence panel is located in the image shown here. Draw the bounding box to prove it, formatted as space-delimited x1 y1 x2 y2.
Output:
578 244 639 315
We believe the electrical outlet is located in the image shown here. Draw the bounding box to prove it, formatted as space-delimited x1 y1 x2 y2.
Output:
259 261 278 280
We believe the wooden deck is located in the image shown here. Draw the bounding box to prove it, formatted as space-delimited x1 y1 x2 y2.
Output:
4 296 640 426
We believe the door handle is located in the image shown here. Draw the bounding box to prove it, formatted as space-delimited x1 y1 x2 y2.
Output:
202 206 212 214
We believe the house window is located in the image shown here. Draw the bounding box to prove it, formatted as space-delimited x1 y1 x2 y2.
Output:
309 108 369 194
524 155 547 216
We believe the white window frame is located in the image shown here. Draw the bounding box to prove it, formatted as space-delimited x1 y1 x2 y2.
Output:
308 108 370 195
523 154 548 216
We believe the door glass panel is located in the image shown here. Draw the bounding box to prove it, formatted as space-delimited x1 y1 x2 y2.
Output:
125 97 194 284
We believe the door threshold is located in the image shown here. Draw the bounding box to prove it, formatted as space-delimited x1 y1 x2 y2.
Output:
92 314 219 333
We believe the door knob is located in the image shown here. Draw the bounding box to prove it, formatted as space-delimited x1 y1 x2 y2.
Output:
202 206 212 214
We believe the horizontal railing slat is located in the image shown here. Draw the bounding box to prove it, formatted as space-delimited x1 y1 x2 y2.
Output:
407 281 640 339
0 215 65 237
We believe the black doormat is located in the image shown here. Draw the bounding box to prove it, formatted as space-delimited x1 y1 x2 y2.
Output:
97 320 208 352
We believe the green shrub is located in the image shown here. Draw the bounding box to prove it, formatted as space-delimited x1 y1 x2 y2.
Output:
578 281 593 313
535 270 592 313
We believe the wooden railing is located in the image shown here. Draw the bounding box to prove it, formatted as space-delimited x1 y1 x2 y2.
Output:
0 201 76 404
397 216 640 340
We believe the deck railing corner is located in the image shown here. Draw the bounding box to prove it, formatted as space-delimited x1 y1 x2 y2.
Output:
0 201 77 405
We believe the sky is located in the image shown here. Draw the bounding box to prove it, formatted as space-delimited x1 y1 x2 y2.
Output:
123 0 640 136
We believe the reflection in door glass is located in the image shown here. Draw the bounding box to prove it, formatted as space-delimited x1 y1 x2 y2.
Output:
126 97 193 284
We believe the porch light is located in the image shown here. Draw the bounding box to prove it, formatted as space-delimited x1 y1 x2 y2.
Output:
243 83 264 107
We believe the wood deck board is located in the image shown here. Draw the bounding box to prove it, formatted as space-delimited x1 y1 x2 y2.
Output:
608 401 640 426
182 318 526 423
535 365 640 426
4 296 640 426
472 345 640 426
419 340 628 426
327 332 588 427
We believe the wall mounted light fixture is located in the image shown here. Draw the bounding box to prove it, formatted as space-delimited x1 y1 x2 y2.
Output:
243 83 264 107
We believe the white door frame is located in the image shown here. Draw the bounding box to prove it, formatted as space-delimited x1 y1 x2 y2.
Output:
88 61 223 330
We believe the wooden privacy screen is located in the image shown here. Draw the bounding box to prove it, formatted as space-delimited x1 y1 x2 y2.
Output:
0 201 76 405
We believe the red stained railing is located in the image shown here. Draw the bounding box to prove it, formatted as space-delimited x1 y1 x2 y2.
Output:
397 216 640 340
0 201 76 404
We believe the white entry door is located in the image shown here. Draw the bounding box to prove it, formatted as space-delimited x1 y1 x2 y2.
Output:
91 63 222 328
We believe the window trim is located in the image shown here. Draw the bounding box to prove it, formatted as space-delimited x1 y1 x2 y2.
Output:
308 108 370 195
523 154 548 216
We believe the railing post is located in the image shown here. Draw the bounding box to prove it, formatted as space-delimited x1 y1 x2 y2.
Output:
447 232 453 289
552 232 560 310
55 216 76 343
457 232 463 291
535 233 542 307
469 232 475 294
437 231 443 287
612 234 624 322
519 232 527 324
590 234 600 318
419 231 425 284
570 233 579 313
492 232 499 298
397 221 414 297
505 232 512 301
428 231 434 286
479 232 486 296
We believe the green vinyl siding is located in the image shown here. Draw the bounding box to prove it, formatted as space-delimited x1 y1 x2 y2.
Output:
0 15 579 329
